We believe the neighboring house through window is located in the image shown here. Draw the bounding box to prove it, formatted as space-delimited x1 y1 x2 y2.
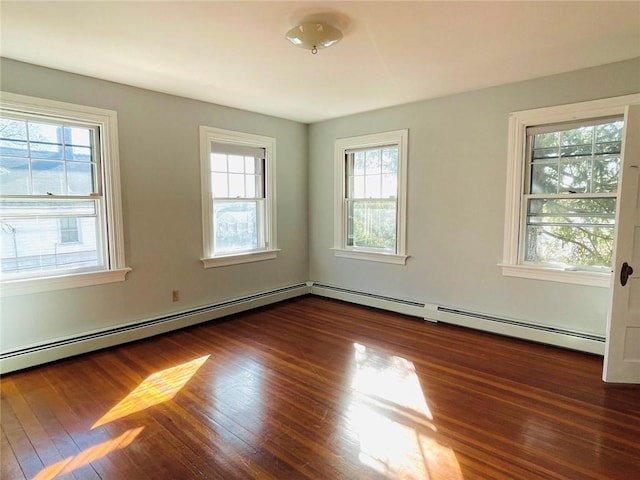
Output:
334 129 408 264
501 95 638 287
199 126 278 267
0 92 129 296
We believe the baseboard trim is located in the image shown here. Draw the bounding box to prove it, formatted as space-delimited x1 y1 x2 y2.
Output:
310 282 433 320
0 283 310 374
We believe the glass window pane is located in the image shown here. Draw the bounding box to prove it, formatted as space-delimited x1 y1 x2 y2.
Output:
353 152 365 175
527 197 616 219
66 162 94 195
365 149 381 173
245 157 256 174
382 148 398 173
0 139 28 157
381 174 397 198
530 163 557 194
28 122 62 143
592 156 620 193
524 224 613 269
211 153 227 172
228 155 244 173
213 200 261 252
365 175 381 198
348 199 396 251
211 172 228 198
561 126 593 147
595 121 623 143
245 175 256 198
65 146 92 162
533 132 559 149
0 200 100 275
532 147 559 161
559 158 590 193
64 126 92 146
228 173 245 197
30 141 63 160
0 118 27 140
32 160 65 195
0 157 30 194
352 176 365 198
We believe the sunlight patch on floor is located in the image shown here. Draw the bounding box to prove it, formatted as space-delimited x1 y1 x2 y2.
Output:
92 354 210 428
348 343 463 479
33 427 144 480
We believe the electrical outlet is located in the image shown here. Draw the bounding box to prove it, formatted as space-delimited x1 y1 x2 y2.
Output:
172 290 179 302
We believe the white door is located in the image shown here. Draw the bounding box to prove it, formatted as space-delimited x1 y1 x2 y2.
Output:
604 104 640 383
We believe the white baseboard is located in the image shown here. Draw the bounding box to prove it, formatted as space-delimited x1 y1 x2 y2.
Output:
311 282 432 320
0 283 310 374
309 282 605 355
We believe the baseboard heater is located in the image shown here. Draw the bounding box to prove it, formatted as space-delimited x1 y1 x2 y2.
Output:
0 283 310 374
310 282 430 319
437 306 605 355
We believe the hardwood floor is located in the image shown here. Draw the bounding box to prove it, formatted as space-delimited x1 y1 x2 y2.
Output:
2 295 640 479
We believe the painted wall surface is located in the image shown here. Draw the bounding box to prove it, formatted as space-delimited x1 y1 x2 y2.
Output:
309 58 640 337
0 58 309 352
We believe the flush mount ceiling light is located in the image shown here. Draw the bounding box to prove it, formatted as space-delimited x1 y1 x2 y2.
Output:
286 21 343 54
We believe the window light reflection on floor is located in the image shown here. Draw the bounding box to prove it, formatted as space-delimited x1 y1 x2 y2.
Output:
33 427 144 480
349 343 463 479
92 354 210 429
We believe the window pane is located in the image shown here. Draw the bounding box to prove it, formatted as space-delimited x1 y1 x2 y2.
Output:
30 141 64 160
0 157 30 194
525 197 615 269
213 200 262 252
365 149 381 173
382 148 398 173
365 175 381 198
561 126 593 148
32 160 65 195
1 200 100 275
211 172 228 198
66 162 94 195
348 199 396 251
228 173 245 197
0 118 27 140
381 174 397 198
65 146 92 162
530 163 557 194
532 147 559 161
228 155 244 173
0 139 28 157
592 155 620 193
245 157 256 174
559 158 589 193
533 132 559 149
595 121 623 143
353 152 365 175
524 224 613 269
63 126 91 147
211 153 227 172
352 176 365 198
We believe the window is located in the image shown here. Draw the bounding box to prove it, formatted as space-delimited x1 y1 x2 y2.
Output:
58 217 79 244
199 127 277 267
501 95 638 287
0 92 129 296
334 130 408 264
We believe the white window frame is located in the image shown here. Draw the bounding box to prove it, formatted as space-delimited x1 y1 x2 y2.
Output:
199 126 278 268
0 92 130 296
501 94 640 288
333 129 409 265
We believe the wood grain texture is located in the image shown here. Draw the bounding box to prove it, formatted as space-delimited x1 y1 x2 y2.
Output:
2 296 639 479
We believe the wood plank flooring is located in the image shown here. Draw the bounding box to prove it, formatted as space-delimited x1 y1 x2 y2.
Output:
2 295 640 479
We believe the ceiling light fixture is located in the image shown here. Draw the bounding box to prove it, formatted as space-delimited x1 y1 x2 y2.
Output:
286 21 343 54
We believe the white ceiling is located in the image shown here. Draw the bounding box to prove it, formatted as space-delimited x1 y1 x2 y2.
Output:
1 1 639 123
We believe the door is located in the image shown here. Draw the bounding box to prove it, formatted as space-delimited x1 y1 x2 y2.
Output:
604 104 640 383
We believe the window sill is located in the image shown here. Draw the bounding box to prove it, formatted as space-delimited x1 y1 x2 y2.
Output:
201 249 280 268
332 248 408 265
0 268 132 297
499 263 611 288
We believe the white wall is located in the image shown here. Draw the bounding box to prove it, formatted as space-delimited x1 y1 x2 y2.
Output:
308 58 640 337
0 58 309 352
